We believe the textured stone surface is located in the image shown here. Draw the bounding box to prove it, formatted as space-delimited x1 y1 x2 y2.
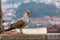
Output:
47 33 60 40
0 34 47 40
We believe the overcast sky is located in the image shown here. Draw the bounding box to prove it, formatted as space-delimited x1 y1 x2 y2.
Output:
2 0 57 3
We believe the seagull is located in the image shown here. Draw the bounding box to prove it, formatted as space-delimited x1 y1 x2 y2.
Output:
4 10 30 34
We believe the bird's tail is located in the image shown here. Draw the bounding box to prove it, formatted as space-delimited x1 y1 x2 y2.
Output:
4 27 14 31
4 23 15 31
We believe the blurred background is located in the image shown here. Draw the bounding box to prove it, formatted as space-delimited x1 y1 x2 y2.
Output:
1 0 60 33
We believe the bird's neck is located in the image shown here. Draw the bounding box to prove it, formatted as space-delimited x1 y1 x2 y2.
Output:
22 15 29 22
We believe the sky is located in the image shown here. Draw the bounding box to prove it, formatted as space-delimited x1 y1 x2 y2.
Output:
2 0 60 18
2 0 7 2
2 0 60 6
2 0 57 3
2 0 6 2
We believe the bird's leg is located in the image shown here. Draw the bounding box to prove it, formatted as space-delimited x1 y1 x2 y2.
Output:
20 27 23 34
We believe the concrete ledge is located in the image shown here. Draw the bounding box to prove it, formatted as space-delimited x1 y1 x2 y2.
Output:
0 34 47 40
47 33 60 40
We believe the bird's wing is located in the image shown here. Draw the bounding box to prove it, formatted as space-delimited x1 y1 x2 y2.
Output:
10 19 25 28
4 20 25 31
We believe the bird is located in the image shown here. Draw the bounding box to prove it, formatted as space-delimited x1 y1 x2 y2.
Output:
4 10 30 34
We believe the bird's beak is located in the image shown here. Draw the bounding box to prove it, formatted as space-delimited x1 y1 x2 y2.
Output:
27 12 30 16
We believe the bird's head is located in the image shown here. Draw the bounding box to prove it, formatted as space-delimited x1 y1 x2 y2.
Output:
24 10 30 17
25 10 30 16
